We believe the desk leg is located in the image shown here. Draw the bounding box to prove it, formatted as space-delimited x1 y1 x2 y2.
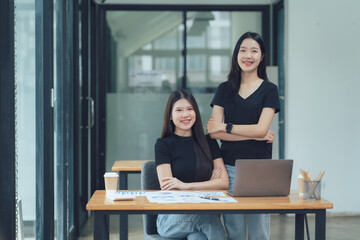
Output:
119 172 128 190
295 213 305 240
94 211 109 240
119 172 128 240
315 210 326 240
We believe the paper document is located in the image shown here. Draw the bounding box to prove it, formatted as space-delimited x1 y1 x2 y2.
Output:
146 191 237 203
194 191 226 197
106 191 146 201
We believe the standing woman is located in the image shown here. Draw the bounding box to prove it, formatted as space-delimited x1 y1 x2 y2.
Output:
207 32 280 240
155 89 228 240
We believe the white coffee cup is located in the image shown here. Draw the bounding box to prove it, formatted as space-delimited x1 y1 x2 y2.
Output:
104 172 119 192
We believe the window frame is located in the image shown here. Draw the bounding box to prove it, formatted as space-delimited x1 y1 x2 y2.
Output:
0 0 16 238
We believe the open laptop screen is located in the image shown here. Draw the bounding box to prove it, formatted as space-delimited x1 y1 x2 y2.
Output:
227 159 293 197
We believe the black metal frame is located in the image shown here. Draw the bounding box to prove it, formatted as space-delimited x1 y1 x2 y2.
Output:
98 4 271 52
79 0 91 234
98 8 108 192
86 4 272 240
272 1 284 65
100 4 268 11
35 0 55 239
93 209 327 240
273 0 285 159
90 0 103 196
72 0 82 237
54 0 79 238
0 0 16 239
55 0 69 238
53 1 88 238
89 0 110 196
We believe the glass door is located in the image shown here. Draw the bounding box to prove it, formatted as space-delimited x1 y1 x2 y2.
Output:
104 10 184 179
94 6 268 238
14 0 37 239
103 11 184 237
101 8 269 192
103 9 264 186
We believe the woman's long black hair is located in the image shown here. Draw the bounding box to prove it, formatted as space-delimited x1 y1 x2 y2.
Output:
227 32 269 95
161 89 213 181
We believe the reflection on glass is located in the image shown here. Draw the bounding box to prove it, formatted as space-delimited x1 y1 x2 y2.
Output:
105 11 184 176
186 11 262 90
209 56 229 83
187 54 206 87
15 0 36 239
154 29 178 50
106 11 183 94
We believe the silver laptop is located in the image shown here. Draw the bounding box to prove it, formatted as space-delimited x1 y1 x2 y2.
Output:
227 159 293 197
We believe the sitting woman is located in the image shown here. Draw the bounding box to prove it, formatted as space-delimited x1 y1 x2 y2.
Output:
155 89 228 240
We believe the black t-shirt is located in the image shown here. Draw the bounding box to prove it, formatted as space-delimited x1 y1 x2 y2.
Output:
155 134 222 183
211 80 280 165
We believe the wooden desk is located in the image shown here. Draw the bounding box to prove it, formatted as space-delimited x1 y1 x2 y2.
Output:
112 160 150 190
87 190 333 240
111 160 150 240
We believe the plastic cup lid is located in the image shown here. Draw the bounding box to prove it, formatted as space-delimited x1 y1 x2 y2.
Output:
104 172 119 177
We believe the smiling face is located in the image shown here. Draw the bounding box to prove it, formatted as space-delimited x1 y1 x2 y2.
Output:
237 38 263 74
171 98 196 136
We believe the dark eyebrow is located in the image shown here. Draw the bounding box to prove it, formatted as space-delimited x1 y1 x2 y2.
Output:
240 46 259 50
174 106 192 109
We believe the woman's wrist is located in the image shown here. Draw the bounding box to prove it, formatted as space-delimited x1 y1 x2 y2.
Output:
221 123 227 132
184 182 191 190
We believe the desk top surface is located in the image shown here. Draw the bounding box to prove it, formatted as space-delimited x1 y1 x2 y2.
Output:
86 190 333 211
112 160 151 172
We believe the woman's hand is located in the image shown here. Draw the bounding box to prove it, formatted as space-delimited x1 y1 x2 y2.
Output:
160 177 188 190
255 129 275 143
210 167 222 180
207 118 225 134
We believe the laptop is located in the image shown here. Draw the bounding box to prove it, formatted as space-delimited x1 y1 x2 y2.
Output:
227 159 293 197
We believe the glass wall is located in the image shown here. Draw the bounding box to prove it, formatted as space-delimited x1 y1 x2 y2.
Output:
104 10 263 178
187 11 262 89
105 11 184 176
15 0 36 238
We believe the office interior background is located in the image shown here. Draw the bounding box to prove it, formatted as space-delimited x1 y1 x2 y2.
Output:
1 0 359 239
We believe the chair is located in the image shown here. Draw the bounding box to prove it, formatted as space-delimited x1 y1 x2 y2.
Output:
141 161 185 240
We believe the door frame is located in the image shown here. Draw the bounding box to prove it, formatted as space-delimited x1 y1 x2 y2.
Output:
0 0 16 239
88 2 271 196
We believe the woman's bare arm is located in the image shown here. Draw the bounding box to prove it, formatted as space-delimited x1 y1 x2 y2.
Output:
208 105 275 141
156 158 229 190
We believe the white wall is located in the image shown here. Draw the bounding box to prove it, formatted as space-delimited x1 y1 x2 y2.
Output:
285 0 360 213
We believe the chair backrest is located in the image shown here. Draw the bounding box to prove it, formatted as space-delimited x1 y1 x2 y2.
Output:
141 161 160 235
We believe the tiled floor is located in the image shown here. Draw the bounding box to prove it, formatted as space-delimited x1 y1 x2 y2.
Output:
79 214 360 240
